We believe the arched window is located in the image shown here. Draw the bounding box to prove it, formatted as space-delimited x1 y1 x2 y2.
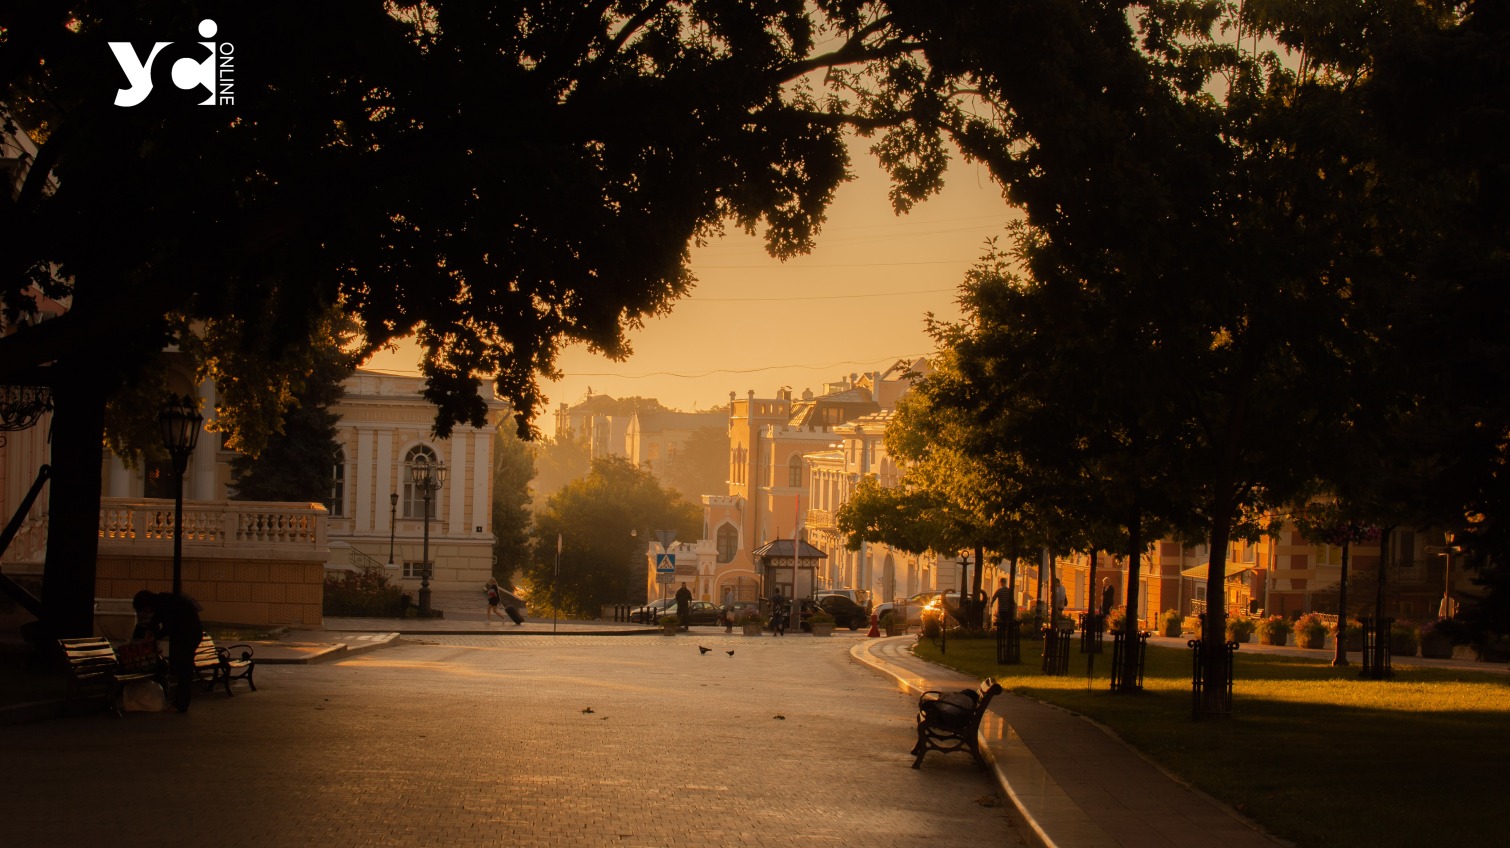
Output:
716 523 738 563
787 454 802 488
326 448 346 516
403 445 440 519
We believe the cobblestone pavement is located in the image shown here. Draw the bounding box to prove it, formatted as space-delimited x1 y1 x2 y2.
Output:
1 632 1026 848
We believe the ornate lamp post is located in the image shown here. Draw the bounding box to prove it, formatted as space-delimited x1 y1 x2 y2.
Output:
410 456 447 617
158 394 203 596
387 491 399 567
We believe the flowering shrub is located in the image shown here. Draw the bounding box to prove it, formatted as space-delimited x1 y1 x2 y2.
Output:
322 567 403 617
1158 609 1183 637
1225 616 1257 641
1104 606 1128 634
1257 615 1292 645
1293 613 1328 648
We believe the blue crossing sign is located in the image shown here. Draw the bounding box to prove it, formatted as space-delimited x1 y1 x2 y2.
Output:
655 553 676 573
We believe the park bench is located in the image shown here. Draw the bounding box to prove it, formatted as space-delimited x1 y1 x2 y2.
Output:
910 677 1003 769
190 632 257 696
58 636 164 717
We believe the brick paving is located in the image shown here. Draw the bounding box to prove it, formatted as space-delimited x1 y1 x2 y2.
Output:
0 630 1026 848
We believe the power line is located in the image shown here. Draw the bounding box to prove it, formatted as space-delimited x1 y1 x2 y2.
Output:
568 353 934 380
688 287 953 302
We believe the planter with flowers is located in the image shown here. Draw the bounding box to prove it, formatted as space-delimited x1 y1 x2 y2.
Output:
742 612 768 636
658 614 680 636
1417 620 1455 658
1225 616 1257 644
1257 615 1292 646
807 609 836 636
1293 613 1329 649
1157 609 1183 637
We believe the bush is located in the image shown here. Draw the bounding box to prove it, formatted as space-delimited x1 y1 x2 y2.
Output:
807 609 835 625
1225 616 1257 642
1105 605 1128 633
1293 613 1329 648
1158 609 1183 637
1257 615 1292 645
323 567 403 617
658 614 680 626
1390 622 1419 656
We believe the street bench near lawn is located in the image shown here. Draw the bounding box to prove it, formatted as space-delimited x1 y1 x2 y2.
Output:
910 677 1003 769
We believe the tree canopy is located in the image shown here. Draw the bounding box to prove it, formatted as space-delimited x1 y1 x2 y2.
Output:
525 455 699 614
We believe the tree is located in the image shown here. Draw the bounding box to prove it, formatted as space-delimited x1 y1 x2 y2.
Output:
660 426 731 502
525 456 699 615
229 322 354 502
530 436 592 507
1 2 921 637
492 424 535 580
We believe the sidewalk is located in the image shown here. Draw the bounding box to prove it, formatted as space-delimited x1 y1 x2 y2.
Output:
853 637 1288 848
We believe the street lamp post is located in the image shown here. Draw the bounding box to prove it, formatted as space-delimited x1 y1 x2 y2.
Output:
387 492 399 567
159 394 203 596
1439 530 1459 620
410 456 447 617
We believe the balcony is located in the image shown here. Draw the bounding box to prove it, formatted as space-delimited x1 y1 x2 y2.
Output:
806 508 834 530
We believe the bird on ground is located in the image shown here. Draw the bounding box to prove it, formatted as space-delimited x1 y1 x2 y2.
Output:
726 650 735 656
698 646 711 654
582 707 594 714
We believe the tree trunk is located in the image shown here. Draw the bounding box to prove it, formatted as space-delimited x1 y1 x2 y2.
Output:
1332 540 1351 666
1199 503 1234 716
40 370 109 640
1116 508 1143 690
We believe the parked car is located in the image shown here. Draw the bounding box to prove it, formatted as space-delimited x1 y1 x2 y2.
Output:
812 593 869 630
873 591 958 627
632 598 725 626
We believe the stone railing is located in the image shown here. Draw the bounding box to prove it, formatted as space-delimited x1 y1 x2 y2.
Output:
97 498 327 557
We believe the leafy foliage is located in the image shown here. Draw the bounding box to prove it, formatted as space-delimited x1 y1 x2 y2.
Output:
323 567 403 617
492 424 536 578
525 456 700 614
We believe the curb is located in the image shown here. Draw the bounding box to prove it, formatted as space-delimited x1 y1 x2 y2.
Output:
849 639 1097 848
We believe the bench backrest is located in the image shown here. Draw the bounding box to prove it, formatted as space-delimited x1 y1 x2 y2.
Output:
192 632 221 670
973 678 1003 724
58 637 120 688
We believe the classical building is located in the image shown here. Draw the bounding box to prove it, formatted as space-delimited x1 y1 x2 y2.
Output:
624 409 725 477
325 370 509 595
1 367 505 632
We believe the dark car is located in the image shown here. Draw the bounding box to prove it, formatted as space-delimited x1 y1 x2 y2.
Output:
811 593 869 630
632 598 724 626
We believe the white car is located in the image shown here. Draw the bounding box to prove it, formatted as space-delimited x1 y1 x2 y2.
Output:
873 591 958 626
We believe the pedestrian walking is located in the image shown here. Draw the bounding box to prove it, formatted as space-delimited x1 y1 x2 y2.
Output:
485 578 507 623
1101 579 1115 619
1052 577 1067 619
770 588 787 636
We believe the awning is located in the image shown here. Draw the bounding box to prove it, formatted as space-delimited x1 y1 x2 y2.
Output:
1179 563 1256 581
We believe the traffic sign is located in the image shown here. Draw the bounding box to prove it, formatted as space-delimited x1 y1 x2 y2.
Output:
655 553 676 573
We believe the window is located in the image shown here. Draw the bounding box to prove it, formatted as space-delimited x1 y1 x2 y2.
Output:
402 560 432 580
403 445 440 519
325 448 346 516
716 523 738 563
788 455 802 488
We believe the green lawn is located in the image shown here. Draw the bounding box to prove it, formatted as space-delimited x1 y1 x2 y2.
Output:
915 636 1509 848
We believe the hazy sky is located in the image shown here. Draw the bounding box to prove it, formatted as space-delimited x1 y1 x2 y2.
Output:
367 138 1014 417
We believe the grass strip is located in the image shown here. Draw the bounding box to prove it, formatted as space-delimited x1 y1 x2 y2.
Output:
915 636 1509 848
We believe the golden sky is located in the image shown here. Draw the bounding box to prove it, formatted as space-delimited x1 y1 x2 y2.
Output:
367 138 1013 417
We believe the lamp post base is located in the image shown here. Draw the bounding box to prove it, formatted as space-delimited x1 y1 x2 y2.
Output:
419 585 433 617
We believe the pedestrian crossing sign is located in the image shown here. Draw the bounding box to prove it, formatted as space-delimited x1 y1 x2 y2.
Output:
655 554 676 573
